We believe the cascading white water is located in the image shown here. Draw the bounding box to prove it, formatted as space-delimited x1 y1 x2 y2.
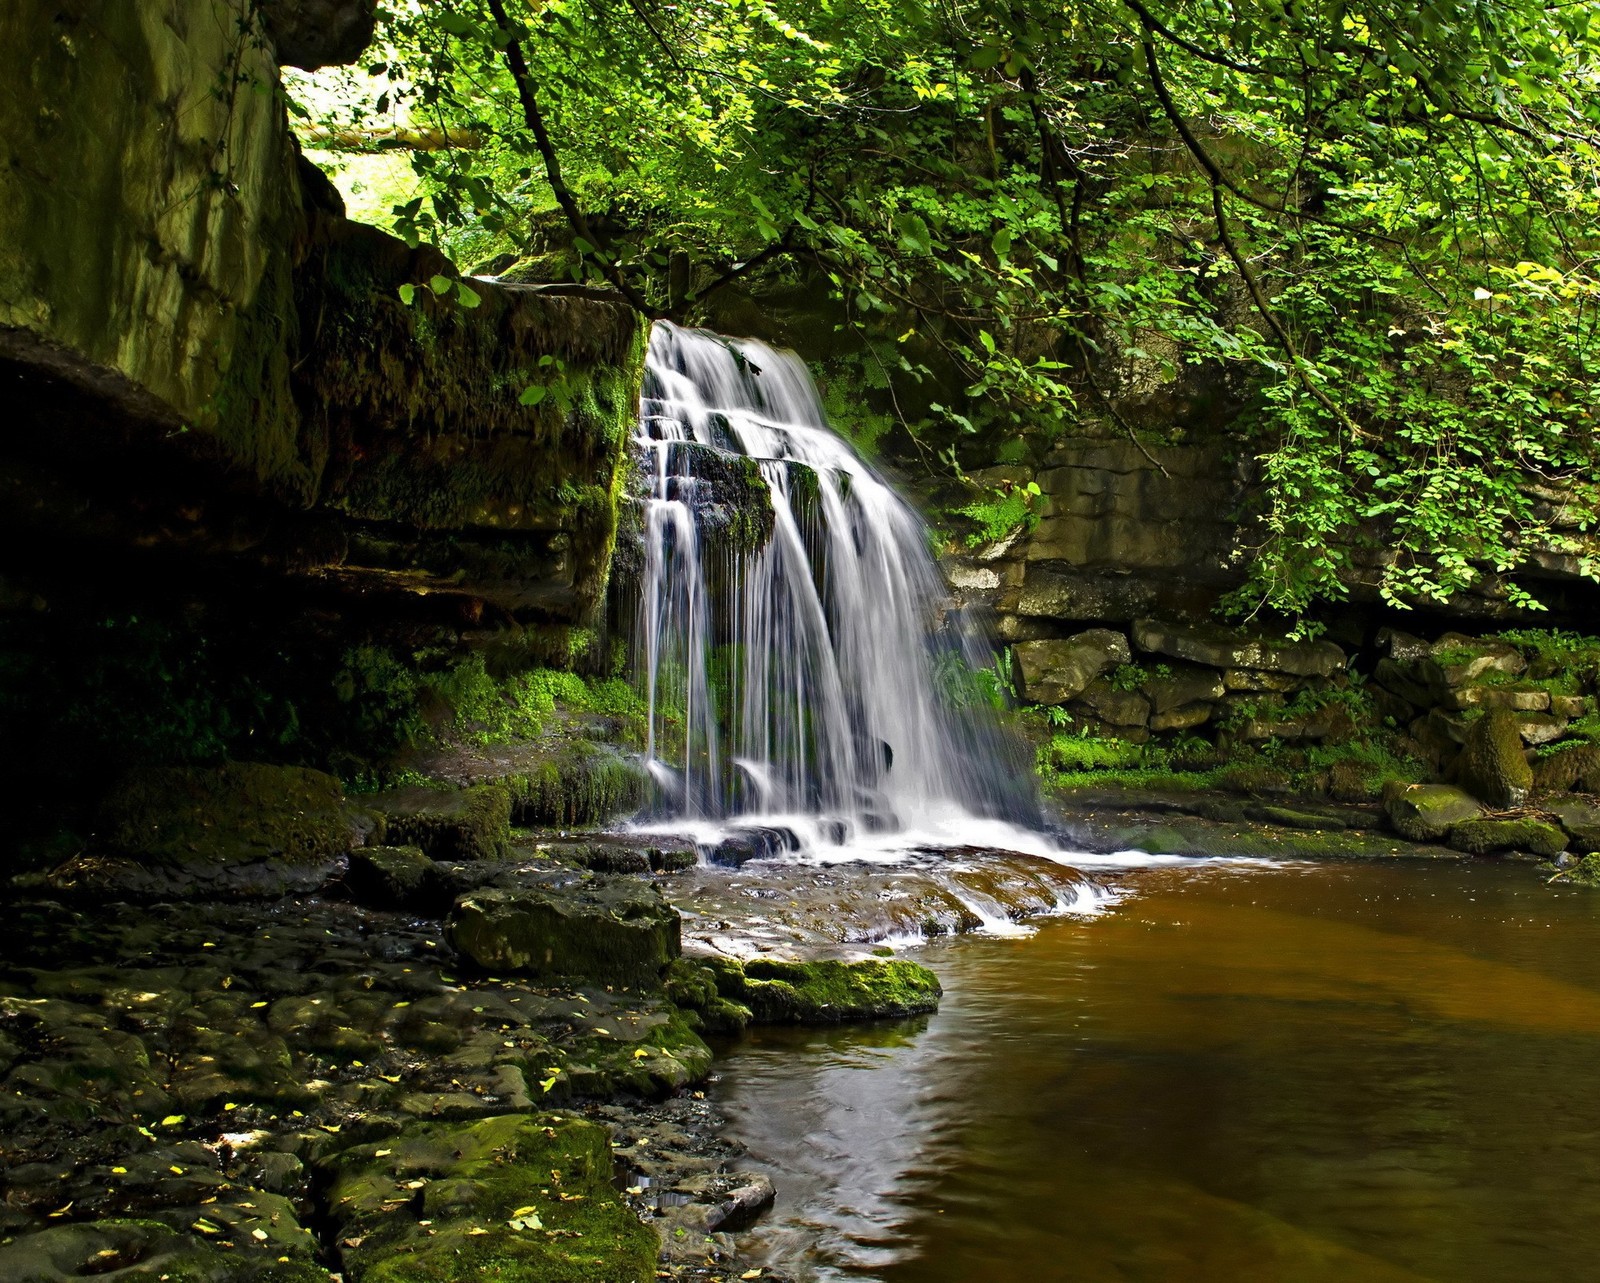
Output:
634 321 1044 861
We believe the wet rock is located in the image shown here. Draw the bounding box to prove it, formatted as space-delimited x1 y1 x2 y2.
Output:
1448 818 1568 857
321 1113 658 1283
448 877 681 985
1456 708 1534 807
702 956 942 1023
1012 629 1131 705
1132 618 1344 678
704 1176 777 1232
1383 782 1483 842
706 827 799 868
50 763 361 900
347 844 436 909
371 783 511 860
664 960 754 1034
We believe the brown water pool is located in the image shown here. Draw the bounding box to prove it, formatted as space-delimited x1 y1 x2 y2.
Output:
714 857 1600 1281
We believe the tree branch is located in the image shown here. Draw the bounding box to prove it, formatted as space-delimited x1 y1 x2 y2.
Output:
484 0 661 318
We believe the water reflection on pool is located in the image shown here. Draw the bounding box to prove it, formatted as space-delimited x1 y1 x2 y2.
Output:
714 859 1600 1282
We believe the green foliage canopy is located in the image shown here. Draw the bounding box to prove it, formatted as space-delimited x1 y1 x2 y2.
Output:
297 0 1600 621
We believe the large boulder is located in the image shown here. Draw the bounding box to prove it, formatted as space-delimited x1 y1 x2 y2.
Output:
1131 619 1344 678
1073 677 1151 728
447 876 681 986
1012 629 1131 705
1456 708 1534 807
1547 797 1600 853
1382 781 1483 842
346 844 435 910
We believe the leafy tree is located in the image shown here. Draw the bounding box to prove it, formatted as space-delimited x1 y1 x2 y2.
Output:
291 0 1600 624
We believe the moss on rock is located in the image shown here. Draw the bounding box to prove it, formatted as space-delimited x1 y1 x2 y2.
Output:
323 1114 657 1283
372 783 512 860
1455 708 1534 807
699 956 942 1024
1382 781 1483 842
1447 818 1568 857
1532 742 1600 795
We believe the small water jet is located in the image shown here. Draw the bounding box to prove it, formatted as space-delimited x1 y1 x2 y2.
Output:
633 321 1046 862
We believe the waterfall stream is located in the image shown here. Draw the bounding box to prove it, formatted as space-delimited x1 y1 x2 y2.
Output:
632 321 1050 863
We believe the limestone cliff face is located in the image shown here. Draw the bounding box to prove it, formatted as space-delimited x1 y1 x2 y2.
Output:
0 0 304 484
0 0 642 630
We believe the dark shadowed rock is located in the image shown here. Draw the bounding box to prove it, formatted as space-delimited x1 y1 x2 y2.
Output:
259 0 377 69
448 877 681 985
346 844 435 909
1132 618 1345 678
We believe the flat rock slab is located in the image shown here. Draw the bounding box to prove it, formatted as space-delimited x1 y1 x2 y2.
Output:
1132 618 1345 678
448 875 681 985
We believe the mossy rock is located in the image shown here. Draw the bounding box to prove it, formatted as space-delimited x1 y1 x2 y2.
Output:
664 959 753 1034
555 1004 714 1098
500 746 649 827
347 844 436 910
1447 818 1568 857
322 1114 657 1283
1454 708 1533 807
701 956 942 1024
447 876 680 986
1551 852 1600 887
372 783 511 860
1532 742 1600 795
49 763 361 899
0 1218 325 1282
1381 781 1483 842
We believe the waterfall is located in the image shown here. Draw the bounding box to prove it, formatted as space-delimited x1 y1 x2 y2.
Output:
634 321 1043 860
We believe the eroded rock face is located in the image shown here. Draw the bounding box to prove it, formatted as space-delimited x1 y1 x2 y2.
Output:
259 0 376 69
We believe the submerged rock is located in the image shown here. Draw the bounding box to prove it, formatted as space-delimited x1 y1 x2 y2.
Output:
448 877 681 985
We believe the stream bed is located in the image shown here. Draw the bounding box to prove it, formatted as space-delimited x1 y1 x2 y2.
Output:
714 858 1600 1282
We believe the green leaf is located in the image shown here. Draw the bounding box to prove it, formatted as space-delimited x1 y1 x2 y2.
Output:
428 274 453 295
519 385 547 406
397 284 415 305
456 282 482 309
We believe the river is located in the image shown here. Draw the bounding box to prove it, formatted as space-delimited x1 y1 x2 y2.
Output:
714 857 1600 1281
